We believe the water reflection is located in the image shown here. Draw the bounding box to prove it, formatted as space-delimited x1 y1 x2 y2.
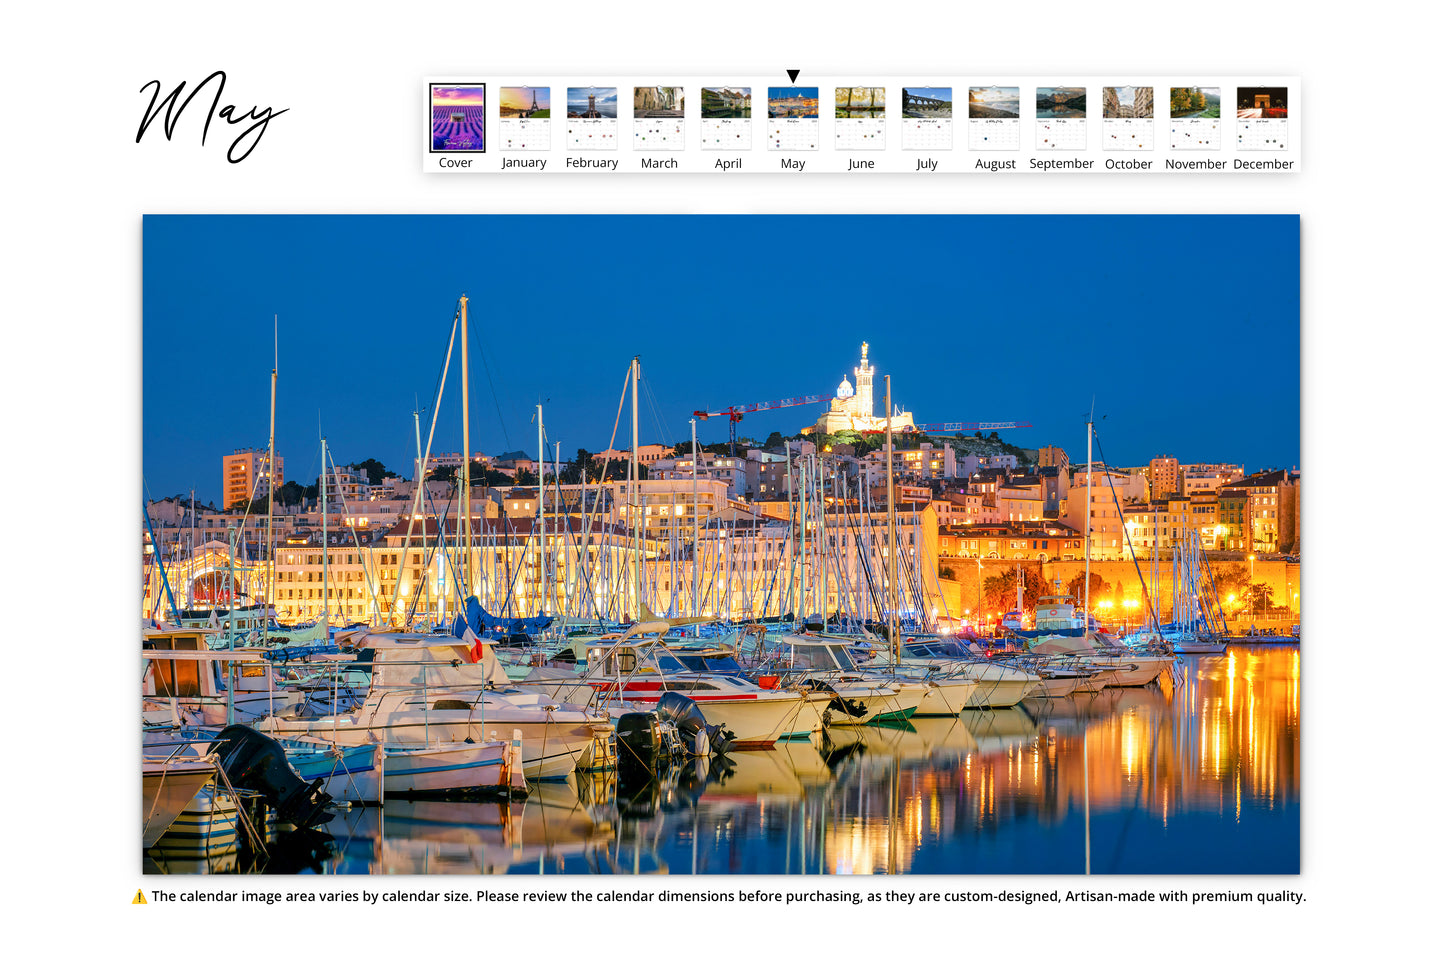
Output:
153 645 1300 875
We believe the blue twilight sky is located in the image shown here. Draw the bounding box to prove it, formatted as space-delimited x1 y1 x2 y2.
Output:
142 215 1299 505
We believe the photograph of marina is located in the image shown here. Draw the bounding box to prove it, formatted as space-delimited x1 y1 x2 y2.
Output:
836 87 885 118
567 87 617 119
633 86 683 117
968 87 1020 118
141 214 1300 876
701 86 751 118
1170 87 1220 118
901 87 951 118
501 87 550 119
429 84 486 152
1237 86 1288 118
1037 87 1086 118
767 87 819 118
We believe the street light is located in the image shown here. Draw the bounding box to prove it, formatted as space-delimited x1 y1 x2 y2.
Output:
975 557 984 617
1248 553 1257 623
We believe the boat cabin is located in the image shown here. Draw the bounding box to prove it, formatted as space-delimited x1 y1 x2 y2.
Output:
142 627 299 724
776 637 860 673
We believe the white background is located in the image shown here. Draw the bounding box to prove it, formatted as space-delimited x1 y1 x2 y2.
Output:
3 0 1433 956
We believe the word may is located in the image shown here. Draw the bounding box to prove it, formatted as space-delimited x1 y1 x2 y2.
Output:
137 71 288 163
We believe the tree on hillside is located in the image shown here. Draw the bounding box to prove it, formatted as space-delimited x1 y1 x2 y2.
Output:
351 458 390 485
560 448 595 485
275 480 307 506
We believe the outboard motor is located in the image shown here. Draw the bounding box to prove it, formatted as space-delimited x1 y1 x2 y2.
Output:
615 712 664 776
655 692 733 756
211 725 333 830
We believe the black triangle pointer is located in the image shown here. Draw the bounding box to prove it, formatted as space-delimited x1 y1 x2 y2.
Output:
786 69 800 83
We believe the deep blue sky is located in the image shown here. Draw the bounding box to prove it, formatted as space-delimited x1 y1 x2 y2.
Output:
143 215 1299 504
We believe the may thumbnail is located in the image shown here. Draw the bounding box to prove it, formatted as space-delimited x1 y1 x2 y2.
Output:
768 87 819 118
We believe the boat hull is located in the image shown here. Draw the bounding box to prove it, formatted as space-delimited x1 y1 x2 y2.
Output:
823 683 924 726
914 679 982 716
263 716 596 781
1028 674 1084 698
142 759 216 848
1174 641 1229 654
383 743 507 795
282 741 384 804
1100 657 1174 687
964 677 1039 708
148 787 276 857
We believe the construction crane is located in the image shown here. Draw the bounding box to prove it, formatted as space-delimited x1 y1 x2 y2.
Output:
693 394 832 455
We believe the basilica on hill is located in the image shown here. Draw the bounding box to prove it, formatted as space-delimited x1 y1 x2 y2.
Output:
808 342 915 435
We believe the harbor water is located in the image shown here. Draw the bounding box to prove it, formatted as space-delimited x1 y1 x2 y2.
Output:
147 645 1299 875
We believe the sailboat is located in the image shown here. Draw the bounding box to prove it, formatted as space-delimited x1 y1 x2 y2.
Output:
1029 413 1176 686
1163 530 1230 654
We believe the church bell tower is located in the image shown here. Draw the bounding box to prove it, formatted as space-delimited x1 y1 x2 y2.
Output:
852 342 875 418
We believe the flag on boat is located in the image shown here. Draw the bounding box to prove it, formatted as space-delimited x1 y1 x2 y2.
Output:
458 622 487 664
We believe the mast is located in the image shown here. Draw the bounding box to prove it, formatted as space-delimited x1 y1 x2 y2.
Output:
459 295 471 596
189 488 196 611
413 409 422 623
321 436 330 637
886 375 898 659
537 403 545 615
1084 413 1093 635
555 440 562 620
266 314 277 627
630 357 641 620
691 417 699 624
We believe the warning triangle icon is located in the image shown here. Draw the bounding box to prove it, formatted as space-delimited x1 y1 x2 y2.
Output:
786 69 800 83
133 889 147 904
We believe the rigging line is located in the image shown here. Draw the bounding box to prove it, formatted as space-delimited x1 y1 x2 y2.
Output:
467 304 513 450
1089 426 1162 634
408 484 461 626
638 371 673 453
421 301 462 422
581 364 634 533
322 447 384 624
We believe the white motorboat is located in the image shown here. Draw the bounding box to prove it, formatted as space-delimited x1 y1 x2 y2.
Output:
516 622 814 747
747 633 927 725
879 638 1041 708
1031 634 1176 687
261 633 608 780
382 741 513 795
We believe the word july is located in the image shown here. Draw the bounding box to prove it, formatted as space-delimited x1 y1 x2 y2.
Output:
137 71 288 163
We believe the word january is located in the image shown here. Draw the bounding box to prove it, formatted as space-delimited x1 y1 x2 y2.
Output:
137 71 288 163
